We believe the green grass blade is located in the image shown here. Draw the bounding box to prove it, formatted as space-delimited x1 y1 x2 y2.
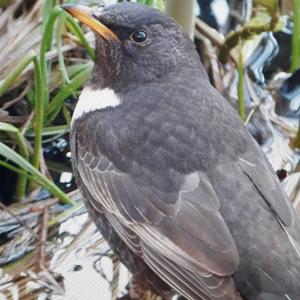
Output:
0 122 29 200
56 14 70 84
292 0 300 71
26 125 69 138
238 40 245 121
0 123 29 159
65 14 95 61
62 103 72 125
31 56 44 173
48 202 84 227
0 141 74 205
40 7 63 111
42 0 56 33
0 160 45 187
46 63 93 124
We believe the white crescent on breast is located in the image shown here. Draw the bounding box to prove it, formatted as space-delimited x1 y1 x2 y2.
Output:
72 86 122 124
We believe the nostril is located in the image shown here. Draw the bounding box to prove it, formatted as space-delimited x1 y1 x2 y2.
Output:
92 11 101 19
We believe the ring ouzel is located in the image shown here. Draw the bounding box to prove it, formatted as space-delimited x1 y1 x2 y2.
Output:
63 3 300 299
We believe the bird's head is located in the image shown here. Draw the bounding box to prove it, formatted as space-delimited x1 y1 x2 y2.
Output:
62 3 197 91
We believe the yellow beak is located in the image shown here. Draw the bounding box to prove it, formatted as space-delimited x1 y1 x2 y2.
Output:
61 4 119 41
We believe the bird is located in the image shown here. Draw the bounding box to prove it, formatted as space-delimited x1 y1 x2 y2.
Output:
63 3 300 300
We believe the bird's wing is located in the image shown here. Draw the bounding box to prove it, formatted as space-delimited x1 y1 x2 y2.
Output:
239 148 294 227
74 140 240 300
231 143 300 296
239 144 300 254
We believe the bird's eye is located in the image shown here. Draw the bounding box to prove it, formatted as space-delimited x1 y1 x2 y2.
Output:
130 31 148 43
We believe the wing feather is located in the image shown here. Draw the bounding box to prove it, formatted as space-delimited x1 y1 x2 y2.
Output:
238 148 300 259
75 145 240 299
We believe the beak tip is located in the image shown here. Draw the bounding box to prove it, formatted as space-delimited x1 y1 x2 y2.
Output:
60 4 119 41
61 4 90 15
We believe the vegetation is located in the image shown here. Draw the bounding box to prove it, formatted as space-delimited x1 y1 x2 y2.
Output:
0 0 300 299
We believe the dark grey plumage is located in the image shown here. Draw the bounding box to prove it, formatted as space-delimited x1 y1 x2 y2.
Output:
68 3 300 300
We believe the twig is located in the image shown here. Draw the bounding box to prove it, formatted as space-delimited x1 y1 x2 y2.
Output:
244 108 255 126
52 218 92 269
30 197 58 212
21 110 35 136
1 82 31 110
196 32 225 93
195 17 237 64
0 0 23 32
38 264 65 294
40 149 53 180
0 202 41 242
195 17 224 48
35 206 49 272
0 115 28 124
111 254 120 300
